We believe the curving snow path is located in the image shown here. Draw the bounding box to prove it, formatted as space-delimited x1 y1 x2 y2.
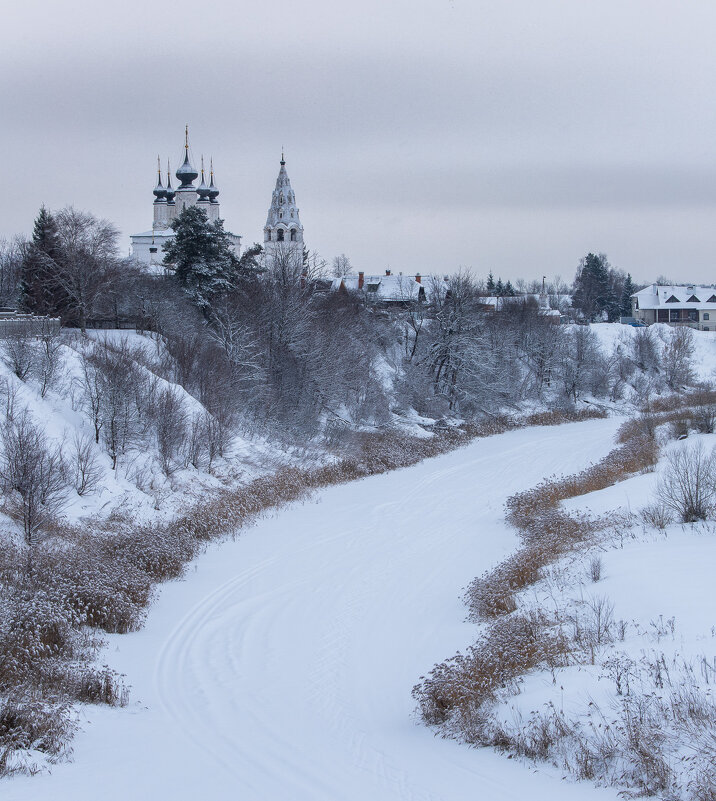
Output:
7 419 626 801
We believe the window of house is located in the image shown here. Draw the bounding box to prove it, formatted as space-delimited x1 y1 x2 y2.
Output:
704 312 710 321
367 284 379 293
665 295 679 303
708 295 716 303
669 309 681 322
658 309 669 322
277 229 284 242
704 326 710 331
689 309 698 321
687 295 700 303
149 247 157 253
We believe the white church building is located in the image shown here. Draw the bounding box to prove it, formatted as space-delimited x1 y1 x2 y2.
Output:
131 131 304 271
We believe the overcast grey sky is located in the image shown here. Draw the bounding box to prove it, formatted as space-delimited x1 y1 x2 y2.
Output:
3 0 716 283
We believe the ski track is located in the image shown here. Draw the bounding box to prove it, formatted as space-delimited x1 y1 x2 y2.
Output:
6 419 625 801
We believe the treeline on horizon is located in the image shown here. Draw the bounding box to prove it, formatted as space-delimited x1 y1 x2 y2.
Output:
0 204 703 439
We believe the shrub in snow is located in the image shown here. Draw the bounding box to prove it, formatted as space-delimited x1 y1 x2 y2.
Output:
657 440 716 523
1 327 37 382
0 410 69 544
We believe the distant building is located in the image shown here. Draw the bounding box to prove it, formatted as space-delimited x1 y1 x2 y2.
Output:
130 127 241 269
263 153 304 270
333 270 435 306
631 284 716 330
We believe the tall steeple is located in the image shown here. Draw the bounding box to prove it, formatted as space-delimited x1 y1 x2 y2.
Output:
207 157 220 221
174 125 199 212
196 156 211 208
264 151 304 267
153 156 169 230
165 159 176 206
153 156 166 201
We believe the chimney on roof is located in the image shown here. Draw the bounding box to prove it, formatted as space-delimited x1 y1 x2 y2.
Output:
358 271 364 290
385 269 391 276
415 273 421 284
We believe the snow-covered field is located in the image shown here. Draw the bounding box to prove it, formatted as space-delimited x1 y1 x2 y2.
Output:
5 417 626 801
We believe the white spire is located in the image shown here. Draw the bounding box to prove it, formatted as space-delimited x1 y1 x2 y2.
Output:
264 153 305 268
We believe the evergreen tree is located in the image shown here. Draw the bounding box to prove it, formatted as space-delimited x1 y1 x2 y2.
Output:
572 252 618 322
163 207 239 312
20 206 63 314
495 277 504 296
504 280 515 297
486 271 495 293
620 273 635 317
237 243 264 279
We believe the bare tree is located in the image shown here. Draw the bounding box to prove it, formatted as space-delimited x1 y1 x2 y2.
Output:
33 321 65 398
54 207 121 333
184 412 209 470
79 344 105 444
0 236 23 306
153 386 188 476
0 411 68 544
331 253 352 278
69 432 103 496
657 441 716 522
661 326 695 389
631 326 660 373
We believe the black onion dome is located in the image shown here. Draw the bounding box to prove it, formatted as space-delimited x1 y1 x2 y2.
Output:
208 171 219 203
153 174 166 202
176 151 198 188
197 169 210 202
165 168 176 203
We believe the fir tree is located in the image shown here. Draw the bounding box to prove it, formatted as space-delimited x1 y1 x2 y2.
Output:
495 277 504 296
504 280 515 297
486 271 495 293
620 273 635 317
163 207 239 312
572 252 618 322
20 205 63 314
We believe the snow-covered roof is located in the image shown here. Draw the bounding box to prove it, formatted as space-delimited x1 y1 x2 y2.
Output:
333 274 444 302
632 284 716 309
130 229 176 240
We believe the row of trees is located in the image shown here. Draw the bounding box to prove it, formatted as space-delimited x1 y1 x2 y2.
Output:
1 205 699 440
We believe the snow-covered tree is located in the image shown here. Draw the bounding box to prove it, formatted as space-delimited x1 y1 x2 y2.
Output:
572 252 619 322
620 273 635 317
163 206 239 313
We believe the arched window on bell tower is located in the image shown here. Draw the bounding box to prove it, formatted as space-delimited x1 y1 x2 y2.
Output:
277 228 285 242
290 228 297 241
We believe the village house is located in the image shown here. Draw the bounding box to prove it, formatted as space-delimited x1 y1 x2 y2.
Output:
631 284 716 331
333 271 442 307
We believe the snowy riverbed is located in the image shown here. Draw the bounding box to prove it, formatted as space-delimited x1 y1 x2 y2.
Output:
6 418 628 801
